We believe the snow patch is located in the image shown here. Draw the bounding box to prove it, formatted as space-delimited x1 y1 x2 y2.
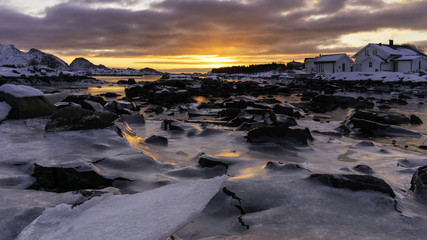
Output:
0 102 11 121
17 176 227 240
0 84 43 97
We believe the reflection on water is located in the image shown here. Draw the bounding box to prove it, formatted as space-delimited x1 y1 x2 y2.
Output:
91 75 162 84
82 75 163 98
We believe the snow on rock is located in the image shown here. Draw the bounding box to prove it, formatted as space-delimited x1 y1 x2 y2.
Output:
0 102 11 121
44 90 71 104
319 72 427 82
0 84 43 98
17 176 227 240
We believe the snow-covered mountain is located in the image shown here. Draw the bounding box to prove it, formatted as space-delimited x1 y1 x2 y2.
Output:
27 48 68 70
0 44 68 70
0 44 162 76
0 44 30 67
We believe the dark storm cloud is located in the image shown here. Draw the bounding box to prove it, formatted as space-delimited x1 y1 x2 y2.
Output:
1 0 427 57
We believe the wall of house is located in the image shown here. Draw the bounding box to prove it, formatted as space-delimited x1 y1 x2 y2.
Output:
335 58 352 72
397 61 412 73
305 61 316 73
354 44 391 72
317 63 335 73
360 58 381 72
415 59 427 71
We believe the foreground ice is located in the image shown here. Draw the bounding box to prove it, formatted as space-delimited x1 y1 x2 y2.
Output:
17 176 227 240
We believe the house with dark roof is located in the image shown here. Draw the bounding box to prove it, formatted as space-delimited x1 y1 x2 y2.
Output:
313 54 354 73
352 40 427 72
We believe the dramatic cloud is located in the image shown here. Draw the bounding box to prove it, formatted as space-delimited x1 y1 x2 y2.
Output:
0 0 426 61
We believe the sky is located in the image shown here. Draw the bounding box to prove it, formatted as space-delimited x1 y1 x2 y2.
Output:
1 0 427 73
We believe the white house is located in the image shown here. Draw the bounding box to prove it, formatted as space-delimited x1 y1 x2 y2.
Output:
352 40 427 73
313 54 354 73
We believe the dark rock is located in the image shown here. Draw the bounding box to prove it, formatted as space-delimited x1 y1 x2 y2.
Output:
119 113 145 124
104 100 137 115
100 92 121 98
353 165 374 174
162 119 185 131
272 104 294 116
218 108 241 121
29 163 115 192
145 135 168 146
410 114 423 125
378 104 391 110
410 166 427 202
419 145 427 150
308 174 395 197
265 161 306 171
350 110 410 125
45 106 118 131
198 156 229 169
63 94 106 106
145 106 164 114
245 126 313 145
0 92 56 119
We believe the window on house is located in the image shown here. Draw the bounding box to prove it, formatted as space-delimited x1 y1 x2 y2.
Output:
369 62 373 68
365 50 369 56
373 50 377 56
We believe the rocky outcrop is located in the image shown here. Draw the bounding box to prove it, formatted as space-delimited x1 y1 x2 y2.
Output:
308 174 395 197
29 163 115 192
45 106 117 131
0 85 56 119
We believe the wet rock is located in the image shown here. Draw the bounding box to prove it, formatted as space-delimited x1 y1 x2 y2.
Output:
29 163 115 192
308 174 395 197
306 95 373 113
264 161 306 171
229 109 277 127
0 92 56 119
145 135 168 146
80 100 104 112
378 104 391 110
410 114 423 125
104 100 137 115
345 118 421 137
353 165 374 174
198 156 229 169
45 106 118 131
117 78 136 85
63 94 106 106
350 110 410 125
145 106 164 114
218 108 241 121
410 166 427 202
245 126 313 145
119 113 145 124
162 119 187 131
100 92 121 98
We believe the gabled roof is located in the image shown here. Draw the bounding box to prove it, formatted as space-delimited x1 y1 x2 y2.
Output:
393 55 423 61
353 43 426 58
360 55 385 64
314 54 353 63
